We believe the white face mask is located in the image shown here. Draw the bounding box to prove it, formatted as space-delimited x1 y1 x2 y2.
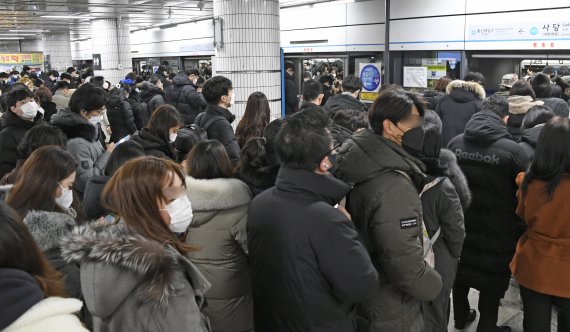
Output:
162 195 193 233
169 132 177 143
19 101 39 119
89 114 102 126
55 184 73 209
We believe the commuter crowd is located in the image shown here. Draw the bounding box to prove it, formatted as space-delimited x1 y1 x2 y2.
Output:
0 62 568 332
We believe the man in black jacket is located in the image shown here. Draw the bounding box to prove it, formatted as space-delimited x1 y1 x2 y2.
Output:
324 74 366 118
165 67 207 125
195 76 240 164
284 61 299 115
247 110 378 332
448 94 530 332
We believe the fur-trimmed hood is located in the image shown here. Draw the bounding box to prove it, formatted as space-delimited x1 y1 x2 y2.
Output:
50 108 98 142
508 95 544 115
446 80 486 101
439 149 472 209
60 221 211 315
23 210 76 252
185 177 251 226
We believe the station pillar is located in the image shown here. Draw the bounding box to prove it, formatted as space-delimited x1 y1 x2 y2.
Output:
43 32 73 72
213 0 282 121
90 18 133 85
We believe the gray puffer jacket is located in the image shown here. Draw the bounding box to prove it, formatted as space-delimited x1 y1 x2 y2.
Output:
335 129 442 332
61 220 212 332
51 109 110 196
185 176 253 332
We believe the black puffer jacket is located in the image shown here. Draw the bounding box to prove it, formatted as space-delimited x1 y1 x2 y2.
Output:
284 73 298 115
323 93 366 117
335 129 442 332
139 83 166 115
195 104 240 164
518 124 543 161
436 80 485 147
447 109 530 294
131 128 175 160
106 88 137 143
0 111 42 178
539 97 569 117
40 101 58 123
165 73 207 125
83 175 110 220
247 167 378 332
422 90 445 110
237 163 279 197
126 91 146 131
331 123 353 146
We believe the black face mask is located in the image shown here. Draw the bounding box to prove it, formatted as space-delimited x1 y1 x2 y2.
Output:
401 126 425 155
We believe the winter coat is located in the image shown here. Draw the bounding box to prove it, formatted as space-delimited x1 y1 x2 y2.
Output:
435 80 485 147
284 73 298 115
185 176 253 332
166 73 207 125
51 109 110 196
331 123 354 146
83 175 110 220
323 92 366 117
507 95 544 142
139 83 166 115
0 111 42 179
447 109 530 295
423 90 445 110
335 129 443 332
131 128 175 160
106 89 137 142
195 104 240 164
126 92 146 130
41 77 56 94
40 101 57 123
52 90 70 110
510 175 570 298
2 297 87 332
538 97 569 117
438 149 472 210
247 167 379 332
60 221 212 332
237 163 279 197
0 159 23 185
518 124 543 160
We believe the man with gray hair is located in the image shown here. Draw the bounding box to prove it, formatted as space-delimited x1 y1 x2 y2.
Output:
448 94 530 332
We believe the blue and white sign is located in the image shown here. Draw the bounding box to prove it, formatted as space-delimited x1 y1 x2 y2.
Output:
360 64 381 92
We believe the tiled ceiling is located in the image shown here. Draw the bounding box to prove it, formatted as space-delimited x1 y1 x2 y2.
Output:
0 0 333 42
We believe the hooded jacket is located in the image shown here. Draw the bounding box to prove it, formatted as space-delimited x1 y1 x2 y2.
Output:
247 167 379 332
507 95 544 142
331 123 354 146
60 221 212 332
195 104 240 164
131 128 175 160
323 92 366 117
106 88 137 143
51 109 110 196
335 129 442 332
139 83 166 115
423 90 445 110
435 80 485 147
0 269 87 332
447 109 530 294
185 176 253 332
518 124 543 160
0 110 42 178
166 73 207 125
538 97 569 117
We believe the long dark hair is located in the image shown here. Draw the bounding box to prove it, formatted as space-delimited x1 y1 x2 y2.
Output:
186 140 234 179
147 104 182 142
522 117 570 199
0 201 65 297
6 146 77 218
235 92 271 148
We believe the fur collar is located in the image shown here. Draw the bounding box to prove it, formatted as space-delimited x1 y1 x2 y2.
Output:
50 109 97 141
185 176 251 211
61 221 210 307
23 210 76 252
508 95 544 115
439 149 472 209
446 80 486 99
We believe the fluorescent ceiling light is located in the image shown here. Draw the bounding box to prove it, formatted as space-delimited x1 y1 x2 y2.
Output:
9 29 48 33
0 37 25 40
0 33 38 36
42 15 94 19
146 27 160 31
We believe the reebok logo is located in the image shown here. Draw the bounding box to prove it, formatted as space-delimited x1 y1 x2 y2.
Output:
454 149 500 166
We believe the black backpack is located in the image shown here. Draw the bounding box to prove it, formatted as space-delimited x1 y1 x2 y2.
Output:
194 112 226 139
